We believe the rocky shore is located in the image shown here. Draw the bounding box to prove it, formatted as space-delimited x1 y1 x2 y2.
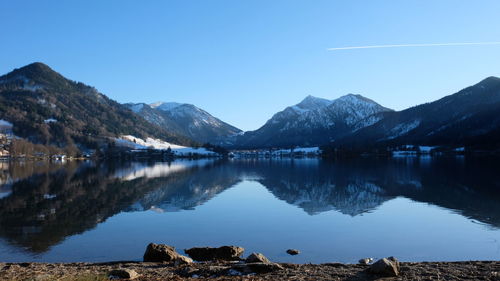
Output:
1 244 499 281
2 260 500 281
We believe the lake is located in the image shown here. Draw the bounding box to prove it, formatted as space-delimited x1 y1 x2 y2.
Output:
0 157 499 264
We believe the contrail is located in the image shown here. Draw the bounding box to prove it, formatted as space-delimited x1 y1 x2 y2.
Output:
327 41 500 51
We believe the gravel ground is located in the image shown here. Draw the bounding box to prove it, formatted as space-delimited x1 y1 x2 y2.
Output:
1 261 499 281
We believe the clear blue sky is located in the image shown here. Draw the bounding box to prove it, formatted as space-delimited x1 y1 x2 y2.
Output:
1 0 500 131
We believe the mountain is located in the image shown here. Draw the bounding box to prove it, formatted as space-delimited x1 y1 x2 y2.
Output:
330 77 500 150
0 62 193 153
125 102 241 144
230 94 392 148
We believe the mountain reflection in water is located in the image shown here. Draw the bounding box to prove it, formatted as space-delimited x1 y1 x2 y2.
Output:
0 157 499 259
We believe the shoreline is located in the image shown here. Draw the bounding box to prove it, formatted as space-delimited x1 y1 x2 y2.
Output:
1 260 499 280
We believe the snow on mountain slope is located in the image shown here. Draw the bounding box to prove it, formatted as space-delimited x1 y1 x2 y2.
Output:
327 94 392 126
269 94 390 130
156 103 223 128
125 102 242 144
386 120 421 140
291 95 332 113
232 94 392 148
129 103 144 113
150 102 182 111
330 76 500 149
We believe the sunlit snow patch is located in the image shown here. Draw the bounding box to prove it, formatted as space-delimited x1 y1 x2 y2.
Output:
44 118 57 123
114 135 217 156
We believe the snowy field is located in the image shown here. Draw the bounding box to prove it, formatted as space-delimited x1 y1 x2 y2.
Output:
114 135 217 156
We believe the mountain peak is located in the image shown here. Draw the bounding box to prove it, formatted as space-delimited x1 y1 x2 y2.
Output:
296 95 332 110
333 94 390 110
10 62 57 77
336 93 366 101
482 76 500 82
301 94 329 103
21 62 52 71
150 102 183 111
1 62 67 87
477 76 500 88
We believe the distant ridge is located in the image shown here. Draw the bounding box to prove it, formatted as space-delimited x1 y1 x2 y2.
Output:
125 102 241 144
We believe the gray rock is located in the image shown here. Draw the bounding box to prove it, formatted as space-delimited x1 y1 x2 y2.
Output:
143 243 192 264
109 269 139 279
184 246 244 261
286 249 300 255
358 258 373 265
246 252 271 264
369 257 400 277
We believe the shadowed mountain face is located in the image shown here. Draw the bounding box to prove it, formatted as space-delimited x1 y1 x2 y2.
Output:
331 77 500 150
0 63 193 149
0 157 499 253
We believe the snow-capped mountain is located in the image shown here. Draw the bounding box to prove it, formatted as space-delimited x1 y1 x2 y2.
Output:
125 102 242 144
231 94 392 148
330 76 500 150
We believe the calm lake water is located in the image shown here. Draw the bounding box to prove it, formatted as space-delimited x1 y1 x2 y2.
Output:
0 157 499 263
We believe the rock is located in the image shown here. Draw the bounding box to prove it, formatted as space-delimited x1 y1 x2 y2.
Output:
109 269 139 279
184 246 244 261
286 249 300 255
143 243 178 262
358 258 373 265
174 255 194 265
388 256 400 268
232 262 284 274
246 253 271 264
369 257 400 277
143 243 192 264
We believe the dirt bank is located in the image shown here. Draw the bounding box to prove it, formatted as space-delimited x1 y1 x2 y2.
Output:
1 260 499 281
